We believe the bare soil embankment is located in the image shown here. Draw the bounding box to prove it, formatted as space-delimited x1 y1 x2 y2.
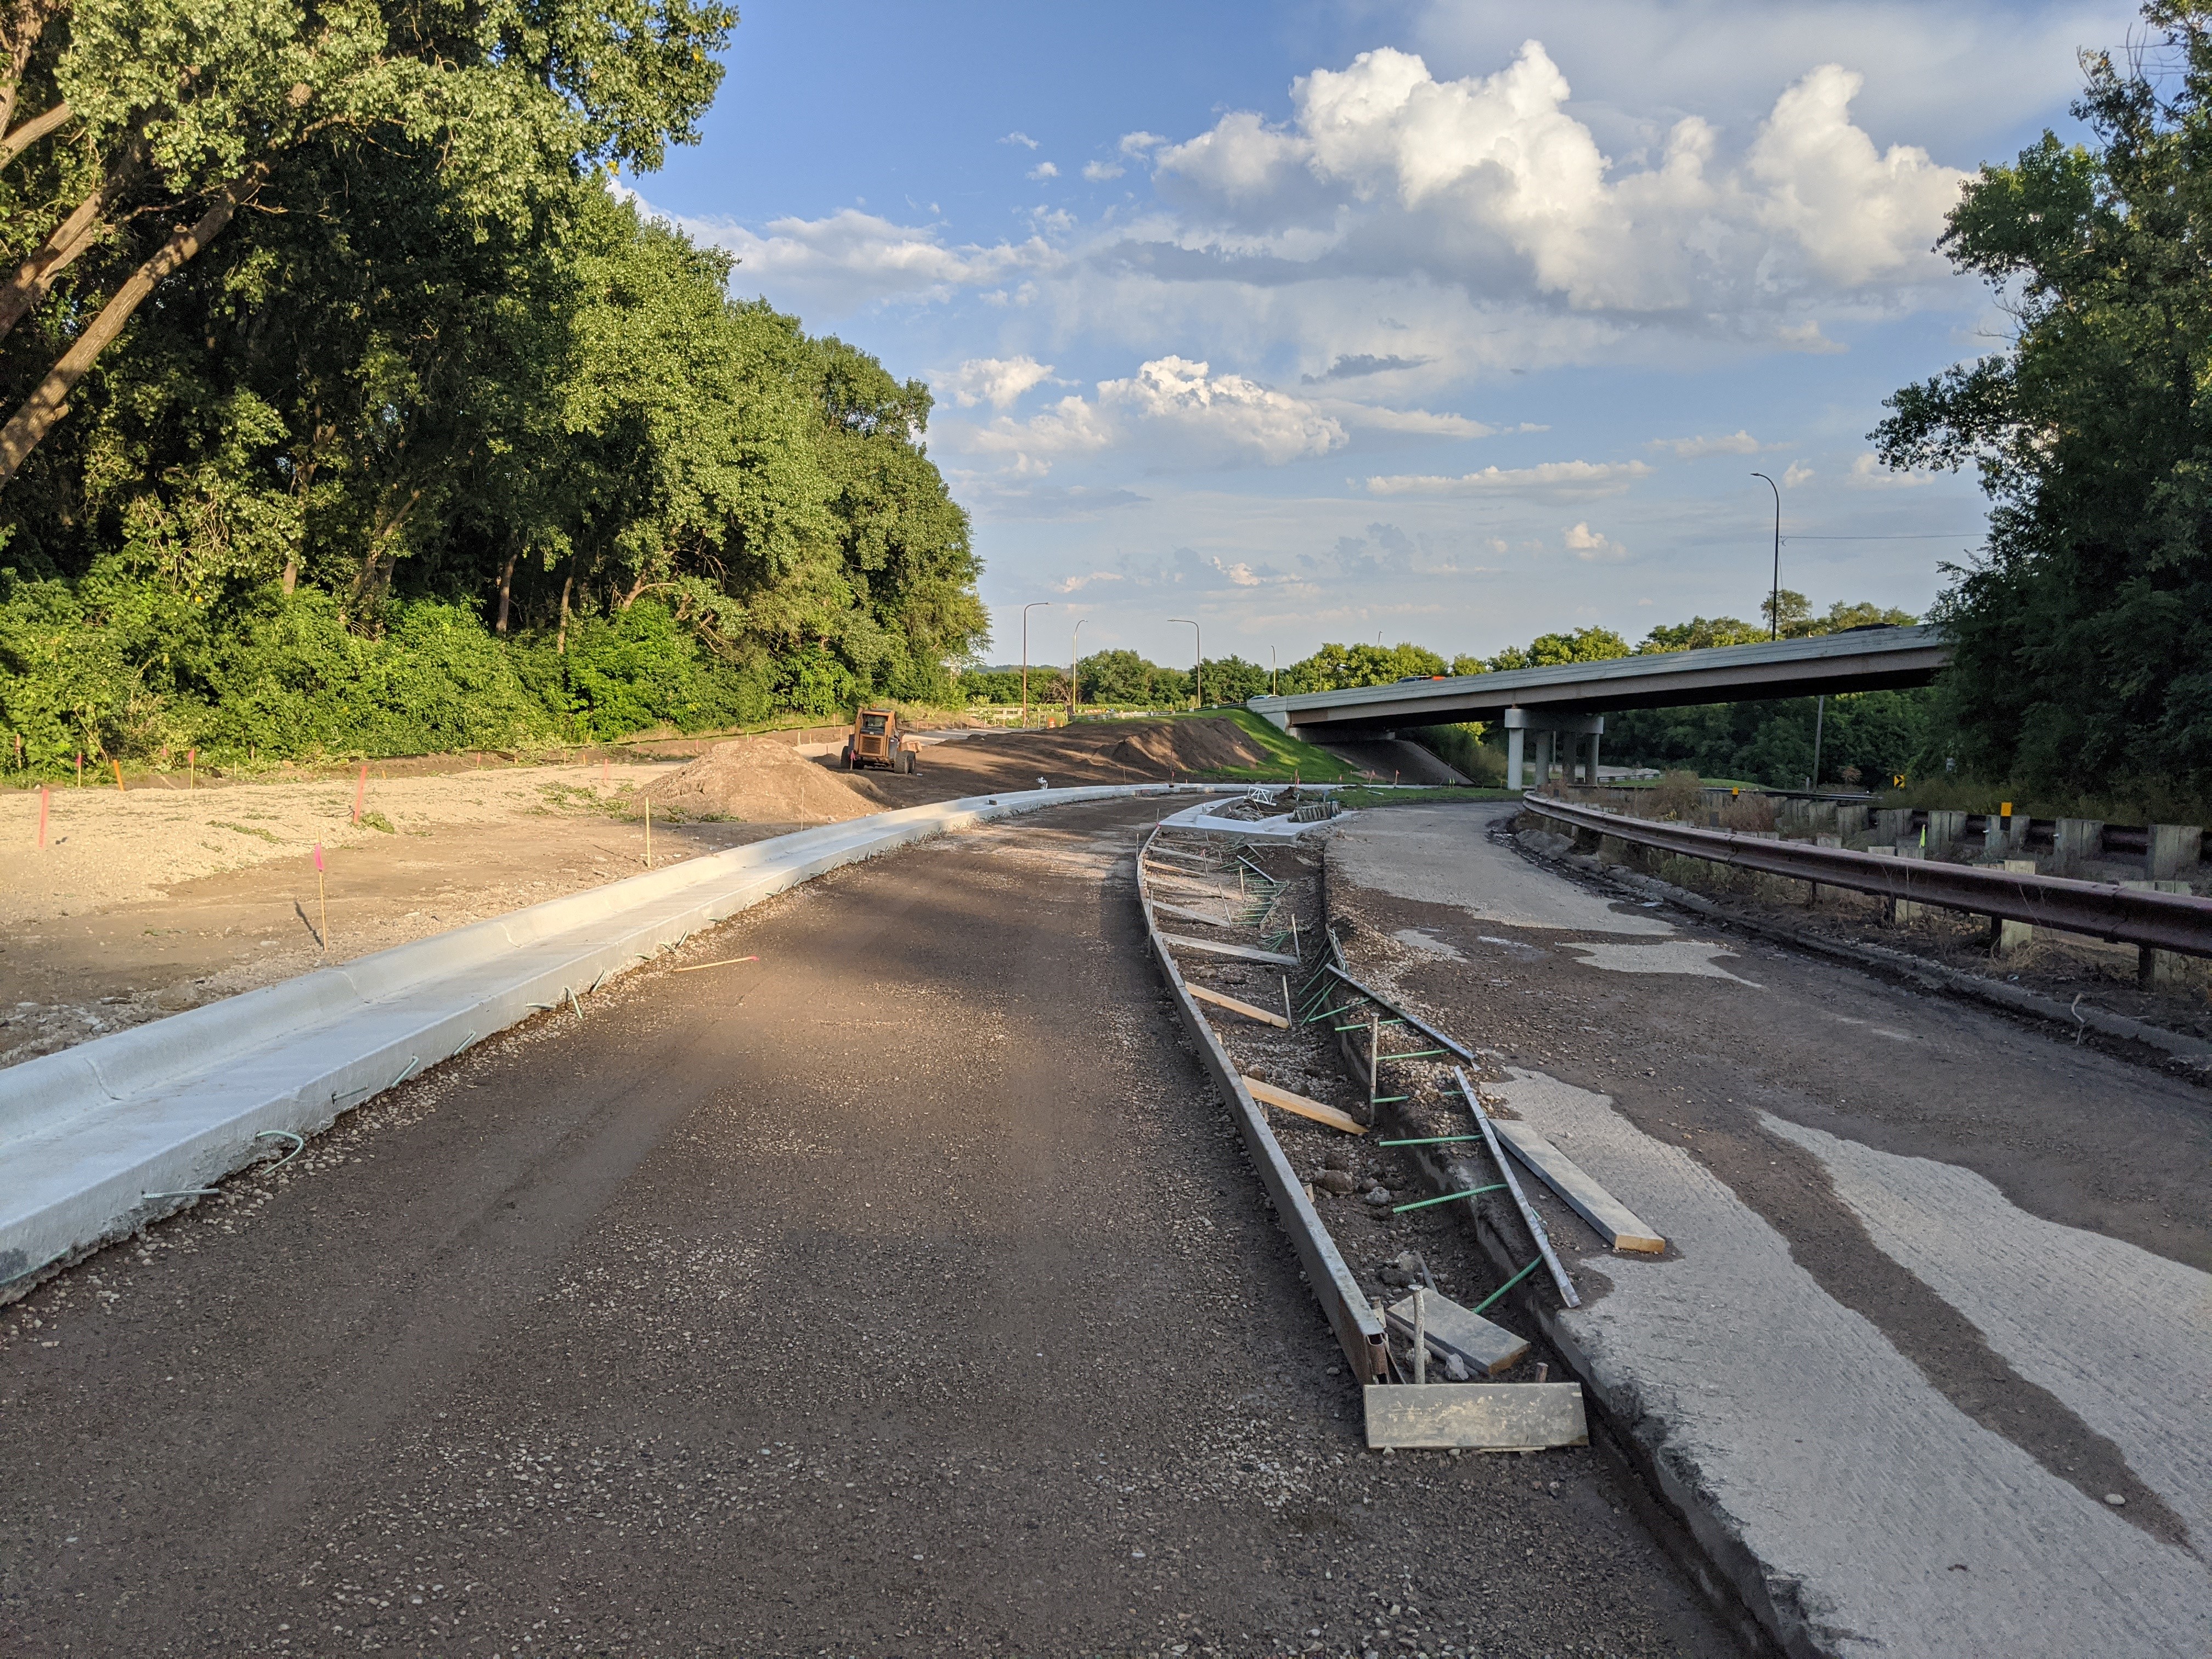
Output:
0 717 1272 1069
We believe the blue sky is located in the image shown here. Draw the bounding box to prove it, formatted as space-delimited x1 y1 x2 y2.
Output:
634 1 2138 670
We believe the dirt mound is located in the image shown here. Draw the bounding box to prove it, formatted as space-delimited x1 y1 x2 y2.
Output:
642 736 876 825
1094 716 1270 776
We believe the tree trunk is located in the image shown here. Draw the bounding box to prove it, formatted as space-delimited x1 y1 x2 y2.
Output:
0 167 261 491
555 571 574 655
279 552 297 595
494 550 517 633
0 172 121 343
0 97 69 168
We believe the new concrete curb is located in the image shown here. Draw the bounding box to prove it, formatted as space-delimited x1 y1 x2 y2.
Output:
1 782 1228 1297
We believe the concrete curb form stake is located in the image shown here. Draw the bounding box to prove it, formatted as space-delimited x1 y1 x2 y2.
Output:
0 782 1232 1299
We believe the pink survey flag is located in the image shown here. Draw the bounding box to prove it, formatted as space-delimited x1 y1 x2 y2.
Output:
313 842 324 871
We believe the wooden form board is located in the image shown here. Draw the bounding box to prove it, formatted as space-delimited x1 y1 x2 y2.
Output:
1158 932 1300 967
1383 1291 1530 1378
1147 872 1243 902
1491 1118 1665 1254
1363 1382 1587 1450
1189 984 1289 1028
1242 1076 1363 1134
1150 899 1239 930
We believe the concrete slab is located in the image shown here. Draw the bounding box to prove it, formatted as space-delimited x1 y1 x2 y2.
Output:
1765 1114 2212 1545
1328 811 1672 935
1496 1068 2211 1657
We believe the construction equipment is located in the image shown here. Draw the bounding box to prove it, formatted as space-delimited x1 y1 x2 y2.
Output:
841 707 921 774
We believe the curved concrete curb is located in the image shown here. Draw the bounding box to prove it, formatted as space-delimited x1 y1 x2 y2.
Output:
0 782 1228 1296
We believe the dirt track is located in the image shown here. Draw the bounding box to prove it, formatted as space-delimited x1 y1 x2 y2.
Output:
0 799 1729 1658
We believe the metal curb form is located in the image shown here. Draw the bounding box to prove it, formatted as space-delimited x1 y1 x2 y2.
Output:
1133 826 1388 1383
0 781 1235 1298
1520 794 2212 958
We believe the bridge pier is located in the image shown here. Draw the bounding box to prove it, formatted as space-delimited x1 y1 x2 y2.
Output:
1505 708 1604 791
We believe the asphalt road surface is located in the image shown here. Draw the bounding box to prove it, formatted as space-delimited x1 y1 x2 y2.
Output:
0 799 1729 1659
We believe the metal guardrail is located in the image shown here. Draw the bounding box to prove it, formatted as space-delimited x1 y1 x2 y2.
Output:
1520 796 2212 960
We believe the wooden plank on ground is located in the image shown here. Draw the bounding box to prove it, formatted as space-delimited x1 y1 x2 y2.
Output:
1363 1382 1587 1449
1147 872 1242 901
1144 846 1218 868
1150 899 1240 930
1242 1077 1364 1134
1384 1291 1530 1378
1159 932 1299 967
1491 1118 1666 1254
1189 984 1289 1028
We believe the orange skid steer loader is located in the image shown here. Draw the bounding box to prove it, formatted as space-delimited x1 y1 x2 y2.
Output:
842 707 922 774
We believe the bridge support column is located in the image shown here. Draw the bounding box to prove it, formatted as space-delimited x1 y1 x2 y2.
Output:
1503 708 1604 791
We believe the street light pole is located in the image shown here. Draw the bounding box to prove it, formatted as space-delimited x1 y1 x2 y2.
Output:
1068 618 1083 726
1269 645 1277 698
1170 618 1201 709
1020 601 1051 726
1751 472 1781 639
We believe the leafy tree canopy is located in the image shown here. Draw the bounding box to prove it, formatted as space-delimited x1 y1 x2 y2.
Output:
1874 0 2212 797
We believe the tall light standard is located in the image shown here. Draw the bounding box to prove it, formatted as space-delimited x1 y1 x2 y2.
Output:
1170 618 1201 709
1068 618 1084 726
1269 645 1278 697
1020 601 1051 726
1751 472 1781 639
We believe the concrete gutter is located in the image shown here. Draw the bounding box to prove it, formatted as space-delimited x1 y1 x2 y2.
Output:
0 782 1229 1298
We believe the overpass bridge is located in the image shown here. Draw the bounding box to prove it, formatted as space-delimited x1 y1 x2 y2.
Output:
1245 624 1950 789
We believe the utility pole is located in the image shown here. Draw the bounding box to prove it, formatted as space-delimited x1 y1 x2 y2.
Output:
1752 472 1781 639
1269 645 1278 697
1171 618 1201 709
1068 618 1083 725
1020 601 1051 726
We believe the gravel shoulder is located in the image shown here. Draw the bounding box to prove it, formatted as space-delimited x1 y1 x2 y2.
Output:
0 798 1730 1659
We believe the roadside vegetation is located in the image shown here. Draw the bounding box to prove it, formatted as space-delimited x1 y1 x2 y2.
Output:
0 0 984 777
1872 1 2212 813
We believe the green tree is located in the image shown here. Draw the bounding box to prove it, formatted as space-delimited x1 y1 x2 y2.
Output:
1198 653 1266 704
1874 0 2212 796
1283 640 1446 691
1488 626 1628 671
0 0 733 486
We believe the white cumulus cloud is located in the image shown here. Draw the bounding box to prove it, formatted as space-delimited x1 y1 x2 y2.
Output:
1082 159 1125 181
1564 522 1629 561
690 208 1060 314
1150 43 1967 320
1028 161 1060 180
941 356 1057 410
966 356 1346 473
1002 131 1040 150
